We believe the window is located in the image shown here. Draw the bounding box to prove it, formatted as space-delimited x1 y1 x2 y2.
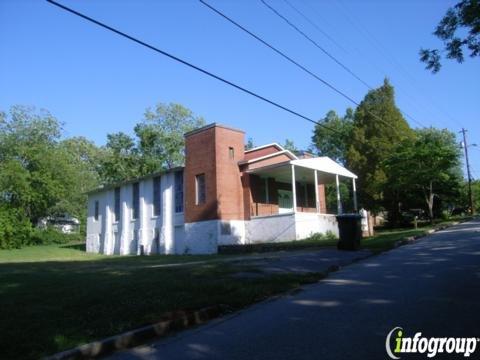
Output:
94 201 99 221
153 176 161 216
132 182 139 220
229 147 235 159
195 173 206 205
175 171 184 213
114 187 121 222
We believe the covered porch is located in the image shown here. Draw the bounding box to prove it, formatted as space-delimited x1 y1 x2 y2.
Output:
244 157 358 244
247 157 358 218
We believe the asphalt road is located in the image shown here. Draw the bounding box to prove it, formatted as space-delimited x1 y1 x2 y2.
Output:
110 220 480 360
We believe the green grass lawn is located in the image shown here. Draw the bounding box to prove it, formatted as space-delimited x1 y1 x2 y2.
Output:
361 216 474 252
361 228 430 252
0 243 320 360
0 217 472 359
219 235 338 254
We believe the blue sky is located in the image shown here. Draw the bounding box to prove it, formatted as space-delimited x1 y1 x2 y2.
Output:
1 0 479 177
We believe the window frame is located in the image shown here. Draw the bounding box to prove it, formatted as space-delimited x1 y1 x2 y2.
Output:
114 187 121 222
174 171 184 213
195 173 206 205
153 176 162 217
94 200 99 221
132 182 139 220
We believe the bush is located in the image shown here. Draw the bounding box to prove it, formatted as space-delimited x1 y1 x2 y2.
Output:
307 231 337 242
441 210 451 221
0 206 32 249
30 227 83 245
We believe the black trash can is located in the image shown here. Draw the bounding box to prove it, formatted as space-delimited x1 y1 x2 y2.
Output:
336 214 362 250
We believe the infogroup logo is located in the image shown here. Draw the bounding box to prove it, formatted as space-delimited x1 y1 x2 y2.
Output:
385 327 479 359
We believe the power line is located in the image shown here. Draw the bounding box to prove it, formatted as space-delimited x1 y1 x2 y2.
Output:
200 0 414 136
45 0 341 136
199 0 358 105
301 0 431 129
259 0 372 90
281 0 348 55
259 0 426 129
333 0 464 129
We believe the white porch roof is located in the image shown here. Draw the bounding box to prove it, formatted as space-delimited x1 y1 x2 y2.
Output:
291 157 357 179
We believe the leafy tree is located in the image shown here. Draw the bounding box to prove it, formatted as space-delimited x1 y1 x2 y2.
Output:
346 79 413 214
0 106 65 223
311 108 353 164
245 137 255 150
134 102 205 171
99 132 140 183
58 137 104 224
471 180 480 211
282 139 299 155
420 0 480 73
93 102 205 184
384 128 463 222
0 106 102 247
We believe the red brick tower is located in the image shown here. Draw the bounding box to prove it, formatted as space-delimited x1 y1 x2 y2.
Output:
184 124 245 223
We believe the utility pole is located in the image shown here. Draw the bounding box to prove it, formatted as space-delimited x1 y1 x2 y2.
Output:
461 128 475 215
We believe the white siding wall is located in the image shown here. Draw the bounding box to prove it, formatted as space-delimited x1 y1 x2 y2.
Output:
245 213 297 243
294 213 339 239
86 172 339 255
244 213 339 244
86 171 182 255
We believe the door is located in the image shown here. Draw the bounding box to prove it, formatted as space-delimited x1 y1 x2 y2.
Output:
278 189 293 213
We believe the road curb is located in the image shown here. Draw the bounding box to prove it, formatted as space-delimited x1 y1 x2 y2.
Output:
393 221 462 248
44 306 224 360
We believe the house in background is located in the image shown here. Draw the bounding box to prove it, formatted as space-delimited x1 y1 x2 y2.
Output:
86 123 358 255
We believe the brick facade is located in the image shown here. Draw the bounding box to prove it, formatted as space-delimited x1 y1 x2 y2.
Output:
184 124 245 223
184 123 328 223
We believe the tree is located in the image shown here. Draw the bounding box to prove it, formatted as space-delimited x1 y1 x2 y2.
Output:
282 139 299 155
245 137 255 151
384 128 463 222
0 106 65 223
420 0 480 73
99 132 140 183
134 102 205 171
58 137 104 223
311 109 353 164
100 102 205 183
346 79 413 214
0 106 103 247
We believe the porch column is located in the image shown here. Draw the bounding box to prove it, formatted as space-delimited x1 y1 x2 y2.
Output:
352 178 358 212
314 170 320 213
291 164 297 213
336 174 343 214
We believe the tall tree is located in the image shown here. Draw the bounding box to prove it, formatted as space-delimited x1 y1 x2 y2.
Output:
134 102 205 171
245 137 255 151
282 139 299 155
311 108 353 164
420 0 480 73
0 106 101 226
384 128 463 222
58 137 103 222
96 102 205 184
346 79 413 213
99 132 140 184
